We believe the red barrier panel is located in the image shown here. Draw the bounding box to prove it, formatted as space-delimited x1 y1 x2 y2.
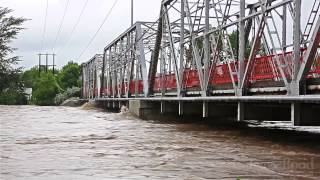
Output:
308 55 320 78
184 69 200 88
210 63 237 85
150 50 319 92
154 77 161 92
129 80 144 94
166 73 177 90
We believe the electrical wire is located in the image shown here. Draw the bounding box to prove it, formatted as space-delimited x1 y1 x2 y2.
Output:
58 0 89 54
52 0 70 52
77 0 119 60
40 0 48 52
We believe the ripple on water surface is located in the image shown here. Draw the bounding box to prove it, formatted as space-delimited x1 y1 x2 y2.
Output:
0 105 320 179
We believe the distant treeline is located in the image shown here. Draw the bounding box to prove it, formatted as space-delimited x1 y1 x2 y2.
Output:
0 7 81 106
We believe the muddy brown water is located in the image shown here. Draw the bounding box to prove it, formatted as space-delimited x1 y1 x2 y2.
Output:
0 105 319 179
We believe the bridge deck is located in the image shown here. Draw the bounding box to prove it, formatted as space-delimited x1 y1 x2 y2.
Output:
95 95 320 103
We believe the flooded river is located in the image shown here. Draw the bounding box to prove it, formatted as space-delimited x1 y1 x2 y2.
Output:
0 105 319 179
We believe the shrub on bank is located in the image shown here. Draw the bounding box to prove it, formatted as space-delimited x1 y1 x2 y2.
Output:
0 89 27 105
54 87 80 105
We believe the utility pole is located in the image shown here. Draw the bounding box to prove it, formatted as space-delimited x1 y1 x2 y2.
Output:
53 54 55 73
38 53 41 76
37 53 56 76
46 53 48 73
131 0 133 26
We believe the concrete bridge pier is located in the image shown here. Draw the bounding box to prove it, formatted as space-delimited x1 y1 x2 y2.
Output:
291 103 320 126
128 100 239 122
129 100 161 120
98 99 320 126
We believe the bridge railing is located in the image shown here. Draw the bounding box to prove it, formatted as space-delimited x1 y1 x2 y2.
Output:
95 50 319 97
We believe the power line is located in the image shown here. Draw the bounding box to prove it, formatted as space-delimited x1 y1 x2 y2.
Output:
52 0 70 53
40 0 48 52
77 0 119 60
57 0 89 54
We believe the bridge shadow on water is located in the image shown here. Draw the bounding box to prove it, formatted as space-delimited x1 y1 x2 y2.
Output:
95 100 320 152
142 115 320 152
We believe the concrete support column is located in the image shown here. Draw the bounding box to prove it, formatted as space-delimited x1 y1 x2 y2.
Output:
113 101 116 108
179 101 184 116
238 0 245 96
129 100 160 119
237 102 245 122
291 102 301 126
203 101 208 118
161 101 166 114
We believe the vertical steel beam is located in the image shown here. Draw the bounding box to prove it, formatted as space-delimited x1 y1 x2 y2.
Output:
282 2 287 51
108 48 112 97
101 50 106 97
164 5 181 96
238 0 245 96
290 0 301 95
160 19 167 97
203 0 210 97
126 32 134 98
129 31 136 97
136 23 149 97
131 0 133 26
179 1 185 96
148 10 163 96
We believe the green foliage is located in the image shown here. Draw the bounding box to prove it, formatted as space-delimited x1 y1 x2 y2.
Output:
0 89 27 105
0 7 27 105
57 61 81 90
32 73 60 106
54 87 80 105
22 67 40 88
228 30 267 59
21 63 81 106
228 30 252 59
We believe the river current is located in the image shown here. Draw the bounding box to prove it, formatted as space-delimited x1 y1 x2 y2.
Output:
0 105 319 179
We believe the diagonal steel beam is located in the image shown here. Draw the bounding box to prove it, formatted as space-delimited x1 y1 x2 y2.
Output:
297 15 320 82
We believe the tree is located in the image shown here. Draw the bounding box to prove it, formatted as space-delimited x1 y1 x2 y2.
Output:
22 67 40 88
32 73 60 106
57 61 81 90
228 30 267 59
0 7 27 105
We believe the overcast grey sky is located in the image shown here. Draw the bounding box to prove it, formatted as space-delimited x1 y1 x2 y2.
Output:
2 0 162 69
1 0 314 69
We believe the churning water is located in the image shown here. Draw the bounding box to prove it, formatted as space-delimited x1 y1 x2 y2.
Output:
0 105 319 179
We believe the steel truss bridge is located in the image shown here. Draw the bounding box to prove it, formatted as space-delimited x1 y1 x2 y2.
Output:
82 0 320 126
